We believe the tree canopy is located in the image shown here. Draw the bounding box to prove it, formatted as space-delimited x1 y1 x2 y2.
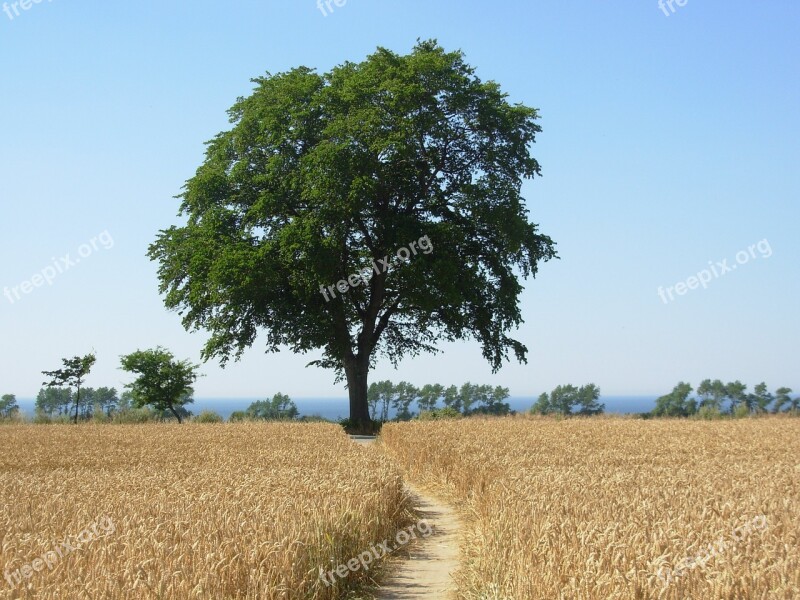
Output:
148 40 556 424
367 380 510 420
41 353 96 424
530 384 604 416
235 393 300 421
0 394 18 419
119 348 199 424
650 380 797 418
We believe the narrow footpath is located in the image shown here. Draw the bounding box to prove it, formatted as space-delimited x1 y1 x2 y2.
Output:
351 436 462 599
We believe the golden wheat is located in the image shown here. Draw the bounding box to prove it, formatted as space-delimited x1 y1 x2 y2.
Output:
0 422 410 599
380 417 800 600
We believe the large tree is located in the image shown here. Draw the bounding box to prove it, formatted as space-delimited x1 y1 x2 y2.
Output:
119 348 199 424
148 40 556 425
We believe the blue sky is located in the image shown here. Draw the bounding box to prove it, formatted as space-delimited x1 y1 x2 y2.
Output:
1 0 798 400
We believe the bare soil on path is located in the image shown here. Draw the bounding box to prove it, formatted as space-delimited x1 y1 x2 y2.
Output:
350 436 462 600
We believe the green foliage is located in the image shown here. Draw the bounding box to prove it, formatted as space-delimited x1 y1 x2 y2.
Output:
442 385 461 413
575 383 603 416
531 384 604 416
459 383 480 415
367 380 395 422
773 387 793 413
229 411 249 422
651 380 798 418
725 380 748 414
48 386 120 421
751 382 774 414
243 393 299 421
550 385 578 415
111 407 161 424
147 40 556 424
694 405 726 420
35 387 73 416
697 379 727 411
367 380 510 419
0 394 19 419
417 384 445 412
339 417 382 435
464 385 511 416
417 407 463 421
652 382 697 417
93 387 119 417
195 410 224 423
392 382 418 421
41 353 96 424
530 392 551 415
297 414 333 423
33 412 53 424
119 347 200 424
161 405 194 422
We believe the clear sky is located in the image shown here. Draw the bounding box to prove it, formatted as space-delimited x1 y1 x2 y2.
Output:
1 0 798 400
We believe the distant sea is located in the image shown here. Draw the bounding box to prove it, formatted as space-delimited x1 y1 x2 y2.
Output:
12 396 659 421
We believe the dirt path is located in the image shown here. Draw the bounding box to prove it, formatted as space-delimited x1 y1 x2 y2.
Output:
351 436 462 599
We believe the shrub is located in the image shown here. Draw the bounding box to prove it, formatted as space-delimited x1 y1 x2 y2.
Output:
229 411 250 423
417 407 463 421
0 412 26 425
693 405 725 420
111 407 159 424
195 410 224 423
33 413 56 424
298 414 332 423
339 417 382 435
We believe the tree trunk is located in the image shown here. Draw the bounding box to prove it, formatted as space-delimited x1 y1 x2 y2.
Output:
344 355 371 426
73 387 80 425
169 404 183 424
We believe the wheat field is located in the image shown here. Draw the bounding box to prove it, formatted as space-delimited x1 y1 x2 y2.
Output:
0 422 410 599
380 417 800 600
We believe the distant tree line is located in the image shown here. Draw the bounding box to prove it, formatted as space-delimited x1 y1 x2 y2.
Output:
35 386 123 420
1 347 201 425
651 380 798 418
529 384 604 416
32 387 196 424
366 381 512 421
230 393 300 422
